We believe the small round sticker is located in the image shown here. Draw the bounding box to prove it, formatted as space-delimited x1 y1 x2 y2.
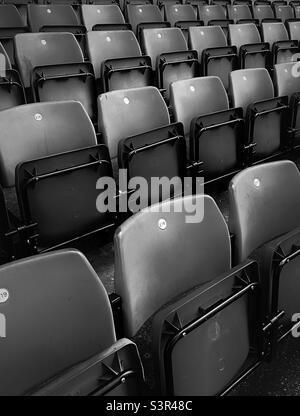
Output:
41 39 47 46
158 218 167 230
34 113 43 121
97 9 101 14
0 289 9 304
47 8 52 13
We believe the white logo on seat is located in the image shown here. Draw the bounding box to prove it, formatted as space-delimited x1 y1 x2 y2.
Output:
123 97 130 104
41 39 47 45
138 8 143 13
106 36 111 42
175 7 178 12
97 9 101 13
158 218 167 230
242 75 247 81
34 113 43 121
46 8 51 13
0 289 9 304
254 178 260 188
190 85 195 92
157 33 162 39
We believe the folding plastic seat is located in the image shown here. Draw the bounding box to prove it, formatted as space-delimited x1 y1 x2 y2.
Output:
261 22 299 64
229 68 289 163
0 249 144 395
211 0 231 7
286 19 300 40
98 86 188 206
115 194 261 395
164 4 201 36
127 4 169 40
0 42 26 111
274 61 300 147
273 4 296 21
294 4 300 17
81 4 129 31
233 0 253 5
189 26 238 90
0 5 28 65
227 5 258 24
14 32 97 122
86 30 153 92
28 4 85 33
169 76 245 183
141 27 199 97
198 5 232 29
228 23 270 69
252 4 278 23
229 160 300 344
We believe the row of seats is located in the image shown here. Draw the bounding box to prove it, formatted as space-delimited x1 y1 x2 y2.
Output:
1 159 299 395
0 65 299 258
1 21 300 119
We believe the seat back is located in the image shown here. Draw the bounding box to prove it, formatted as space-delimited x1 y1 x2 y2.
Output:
252 4 275 21
165 4 197 25
229 161 300 262
274 4 295 20
0 100 97 187
229 23 261 51
127 4 164 34
0 249 116 396
261 22 289 47
141 27 187 69
294 4 300 18
189 25 227 62
81 4 125 31
229 68 274 112
198 5 227 25
86 30 141 79
28 4 80 32
98 86 170 162
170 76 229 137
0 4 25 28
115 194 231 336
14 32 84 88
274 61 300 97
287 20 300 39
227 4 252 22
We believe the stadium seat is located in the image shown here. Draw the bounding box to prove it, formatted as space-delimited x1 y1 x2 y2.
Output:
141 27 199 98
274 4 296 21
3 0 33 26
127 4 169 40
170 76 245 182
189 25 238 90
164 4 201 38
198 5 233 34
227 5 258 24
81 4 129 31
0 249 144 395
252 4 278 22
86 30 153 92
0 41 26 111
274 61 300 148
229 160 300 343
0 100 97 188
286 19 300 40
98 86 174 187
27 4 85 34
14 32 97 122
229 68 289 163
0 4 28 65
261 22 299 64
228 23 270 69
294 4 300 18
115 194 261 395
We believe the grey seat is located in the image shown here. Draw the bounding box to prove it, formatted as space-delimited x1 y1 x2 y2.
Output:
274 4 295 20
229 68 288 163
261 22 299 64
0 100 97 188
0 4 28 65
227 4 257 24
274 61 300 147
86 30 153 92
252 5 277 22
14 32 97 121
127 4 168 40
198 4 232 36
229 161 300 341
189 25 237 90
0 249 144 396
170 76 244 182
115 194 260 395
164 4 201 38
228 23 270 69
81 4 127 31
